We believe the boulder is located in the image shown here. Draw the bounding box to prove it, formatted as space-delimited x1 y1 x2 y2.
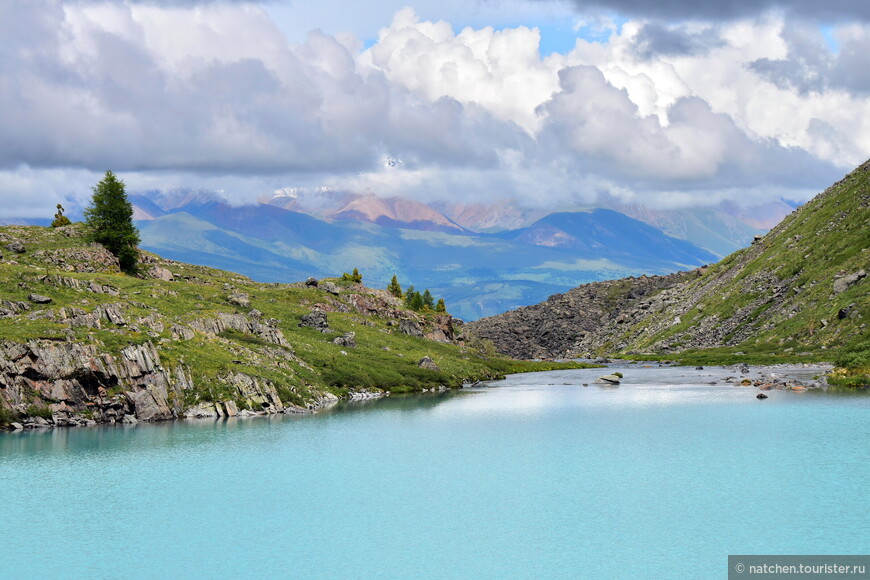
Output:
321 282 340 295
756 393 768 399
833 270 866 294
332 332 356 348
28 293 52 304
305 277 319 287
399 318 424 337
150 266 174 282
5 241 25 254
418 356 440 371
227 292 251 308
299 309 330 333
594 374 621 385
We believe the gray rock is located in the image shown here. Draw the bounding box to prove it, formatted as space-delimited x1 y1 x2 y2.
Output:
121 414 138 424
399 318 424 337
5 241 25 254
227 292 251 308
594 374 621 385
299 309 330 333
10 422 24 431
833 270 866 294
98 303 127 326
756 393 768 399
28 293 52 304
321 282 340 295
150 266 174 282
418 356 440 371
332 331 356 348
305 277 319 287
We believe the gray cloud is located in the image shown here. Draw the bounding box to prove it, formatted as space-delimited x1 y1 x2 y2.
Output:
536 66 839 193
749 21 870 95
631 22 724 57
563 0 870 22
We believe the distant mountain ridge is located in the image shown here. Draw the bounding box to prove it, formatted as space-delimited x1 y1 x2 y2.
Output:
131 194 718 321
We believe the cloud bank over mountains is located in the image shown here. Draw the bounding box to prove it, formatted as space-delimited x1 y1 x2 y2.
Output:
1 0 868 216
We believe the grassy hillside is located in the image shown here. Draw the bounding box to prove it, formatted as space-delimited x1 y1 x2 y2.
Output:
0 223 593 427
468 159 869 385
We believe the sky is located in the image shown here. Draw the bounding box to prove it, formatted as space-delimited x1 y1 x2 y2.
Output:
2 0 869 218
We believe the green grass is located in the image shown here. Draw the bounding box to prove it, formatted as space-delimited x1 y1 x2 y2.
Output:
1 223 597 420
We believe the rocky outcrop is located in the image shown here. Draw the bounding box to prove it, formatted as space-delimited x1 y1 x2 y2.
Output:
399 318 424 337
227 292 251 308
0 339 313 427
190 312 288 347
299 309 330 333
465 271 694 359
0 340 186 426
833 270 866 294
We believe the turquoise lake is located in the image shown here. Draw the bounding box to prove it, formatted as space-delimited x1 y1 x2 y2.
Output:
2 365 868 579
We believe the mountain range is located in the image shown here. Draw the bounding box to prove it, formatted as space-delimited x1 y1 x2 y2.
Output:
129 189 736 320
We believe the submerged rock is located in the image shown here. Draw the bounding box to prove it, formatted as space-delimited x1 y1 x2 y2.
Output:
594 374 621 385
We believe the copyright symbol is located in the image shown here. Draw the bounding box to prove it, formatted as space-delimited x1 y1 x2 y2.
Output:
735 563 745 574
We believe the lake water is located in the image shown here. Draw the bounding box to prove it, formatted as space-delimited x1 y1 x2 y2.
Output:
2 365 868 579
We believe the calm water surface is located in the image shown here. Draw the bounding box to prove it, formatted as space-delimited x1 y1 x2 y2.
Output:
1 365 868 579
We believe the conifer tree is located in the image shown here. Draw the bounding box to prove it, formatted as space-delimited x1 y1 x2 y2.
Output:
435 298 446 313
387 275 403 298
51 204 71 228
422 289 434 310
409 290 424 311
84 171 140 273
404 285 416 308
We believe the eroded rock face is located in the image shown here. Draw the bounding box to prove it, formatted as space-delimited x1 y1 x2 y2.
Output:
0 340 186 425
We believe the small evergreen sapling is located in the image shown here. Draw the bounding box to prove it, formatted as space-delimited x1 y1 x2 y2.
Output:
51 204 71 228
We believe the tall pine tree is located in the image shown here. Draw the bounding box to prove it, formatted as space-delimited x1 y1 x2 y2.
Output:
84 171 140 274
387 275 403 298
